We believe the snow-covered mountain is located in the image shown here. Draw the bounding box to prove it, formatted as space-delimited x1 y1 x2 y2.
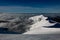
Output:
29 15 56 29
0 13 60 34
24 15 60 34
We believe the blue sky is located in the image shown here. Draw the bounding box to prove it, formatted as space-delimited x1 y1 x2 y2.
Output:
0 0 60 13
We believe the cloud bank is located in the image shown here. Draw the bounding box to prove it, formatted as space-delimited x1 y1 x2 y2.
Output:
0 6 60 13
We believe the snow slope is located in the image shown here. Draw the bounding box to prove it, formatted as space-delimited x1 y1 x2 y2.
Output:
24 15 60 34
0 13 60 34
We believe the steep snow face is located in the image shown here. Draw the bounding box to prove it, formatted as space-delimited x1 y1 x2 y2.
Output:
0 13 60 34
29 15 56 30
29 15 48 23
24 15 59 34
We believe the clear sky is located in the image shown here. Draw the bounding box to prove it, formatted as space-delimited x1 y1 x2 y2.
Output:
0 0 60 13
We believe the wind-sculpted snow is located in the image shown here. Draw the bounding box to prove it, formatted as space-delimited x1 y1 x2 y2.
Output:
29 15 48 23
0 13 60 40
0 13 60 34
24 15 60 34
28 15 56 30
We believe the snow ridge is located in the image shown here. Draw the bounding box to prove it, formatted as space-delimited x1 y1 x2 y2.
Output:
24 15 59 34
